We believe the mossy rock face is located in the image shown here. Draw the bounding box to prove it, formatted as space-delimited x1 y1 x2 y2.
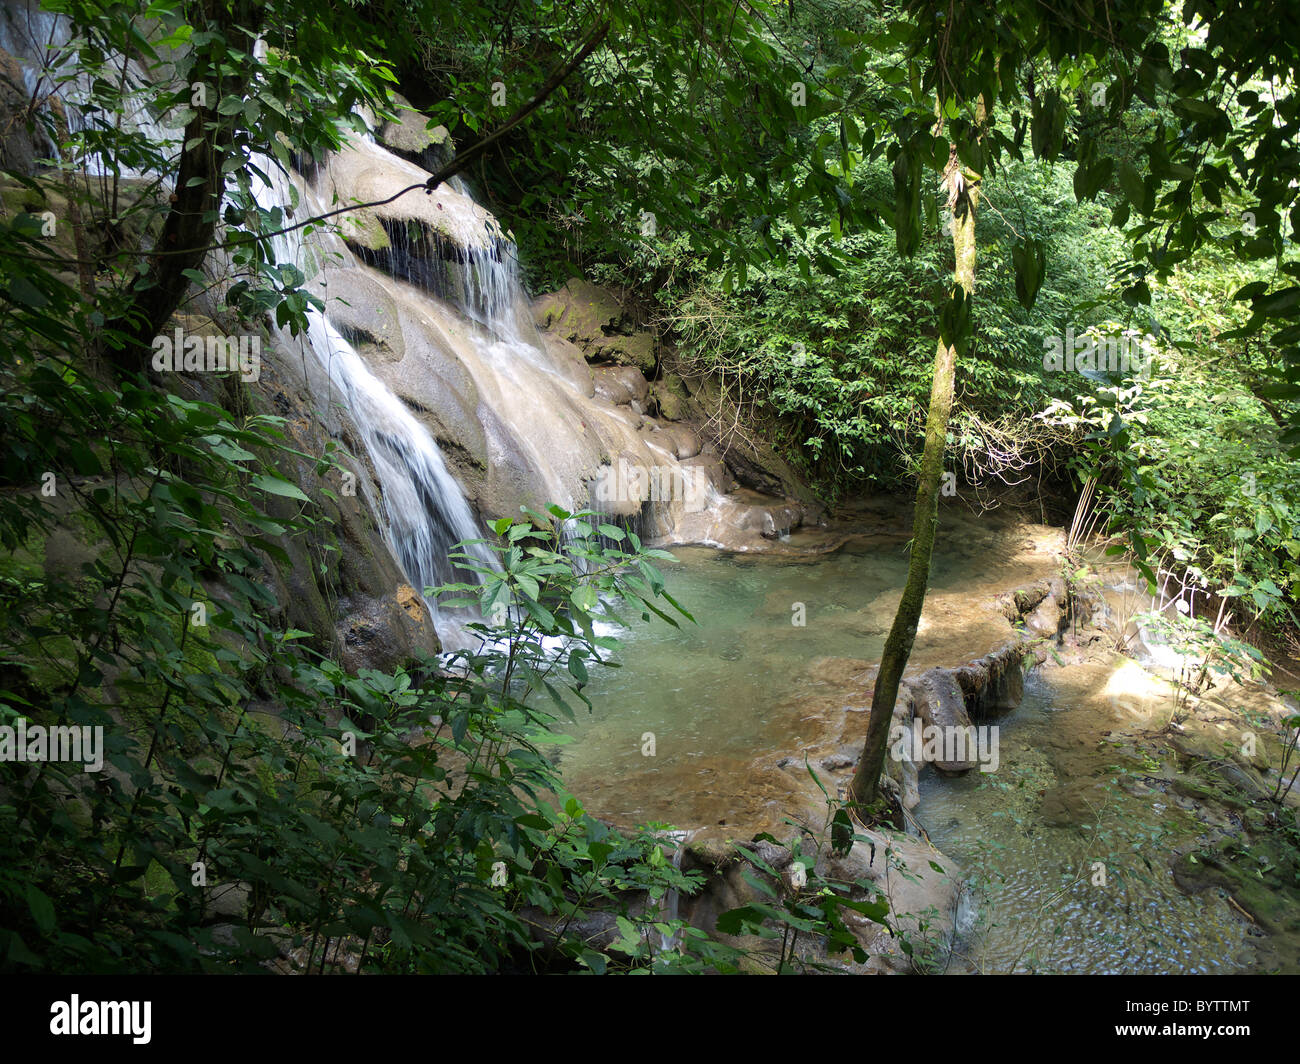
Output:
653 373 692 422
1174 836 1300 939
684 837 741 870
338 209 390 251
1169 730 1273 805
531 280 658 373
532 278 622 341
1 180 79 272
2 174 158 266
592 330 656 375
378 94 447 156
1170 773 1244 810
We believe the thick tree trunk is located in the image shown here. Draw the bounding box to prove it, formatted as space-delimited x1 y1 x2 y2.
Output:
848 142 980 810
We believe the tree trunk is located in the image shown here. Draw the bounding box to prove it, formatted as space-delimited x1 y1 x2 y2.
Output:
99 4 253 375
848 137 980 811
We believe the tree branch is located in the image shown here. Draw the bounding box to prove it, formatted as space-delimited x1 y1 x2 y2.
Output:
422 19 611 192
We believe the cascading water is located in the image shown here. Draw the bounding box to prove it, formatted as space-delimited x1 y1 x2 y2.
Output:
249 160 495 641
9 4 744 647
656 829 693 953
5 7 496 645
309 137 719 544
1 1 181 176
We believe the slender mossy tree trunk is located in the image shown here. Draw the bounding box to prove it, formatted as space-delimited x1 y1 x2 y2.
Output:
848 126 982 811
98 1 257 376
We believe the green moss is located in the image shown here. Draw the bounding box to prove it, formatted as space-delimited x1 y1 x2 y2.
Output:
1170 773 1245 811
653 373 691 421
341 209 391 251
144 860 178 908
1180 836 1300 937
596 331 657 374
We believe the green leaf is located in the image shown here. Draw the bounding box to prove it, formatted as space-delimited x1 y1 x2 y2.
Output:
26 885 55 933
1117 158 1146 212
3 276 49 307
1012 237 1046 310
250 474 311 502
716 905 767 935
567 651 589 684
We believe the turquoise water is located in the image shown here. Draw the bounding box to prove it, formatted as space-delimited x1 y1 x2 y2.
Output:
556 543 1259 973
557 541 920 825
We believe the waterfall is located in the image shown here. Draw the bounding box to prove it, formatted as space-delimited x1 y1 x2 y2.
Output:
0 1 181 176
657 829 692 953
4 5 495 644
8 4 743 651
249 161 495 640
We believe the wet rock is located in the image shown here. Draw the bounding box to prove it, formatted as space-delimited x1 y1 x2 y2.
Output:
652 372 694 422
536 330 595 397
954 645 1025 720
910 668 978 773
1039 779 1108 827
233 330 442 670
725 498 803 538
1173 837 1300 940
335 588 431 674
1170 732 1273 804
1001 582 1052 621
377 93 449 161
205 880 251 920
1026 595 1065 640
322 140 503 255
592 364 650 406
311 267 405 363
661 424 700 460
0 47 52 174
684 374 820 506
825 834 963 972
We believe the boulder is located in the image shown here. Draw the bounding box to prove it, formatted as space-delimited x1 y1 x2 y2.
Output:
377 93 450 161
910 668 979 773
1025 595 1065 640
592 330 656 374
321 141 502 256
532 279 658 374
532 278 622 346
592 364 649 406
652 372 693 422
